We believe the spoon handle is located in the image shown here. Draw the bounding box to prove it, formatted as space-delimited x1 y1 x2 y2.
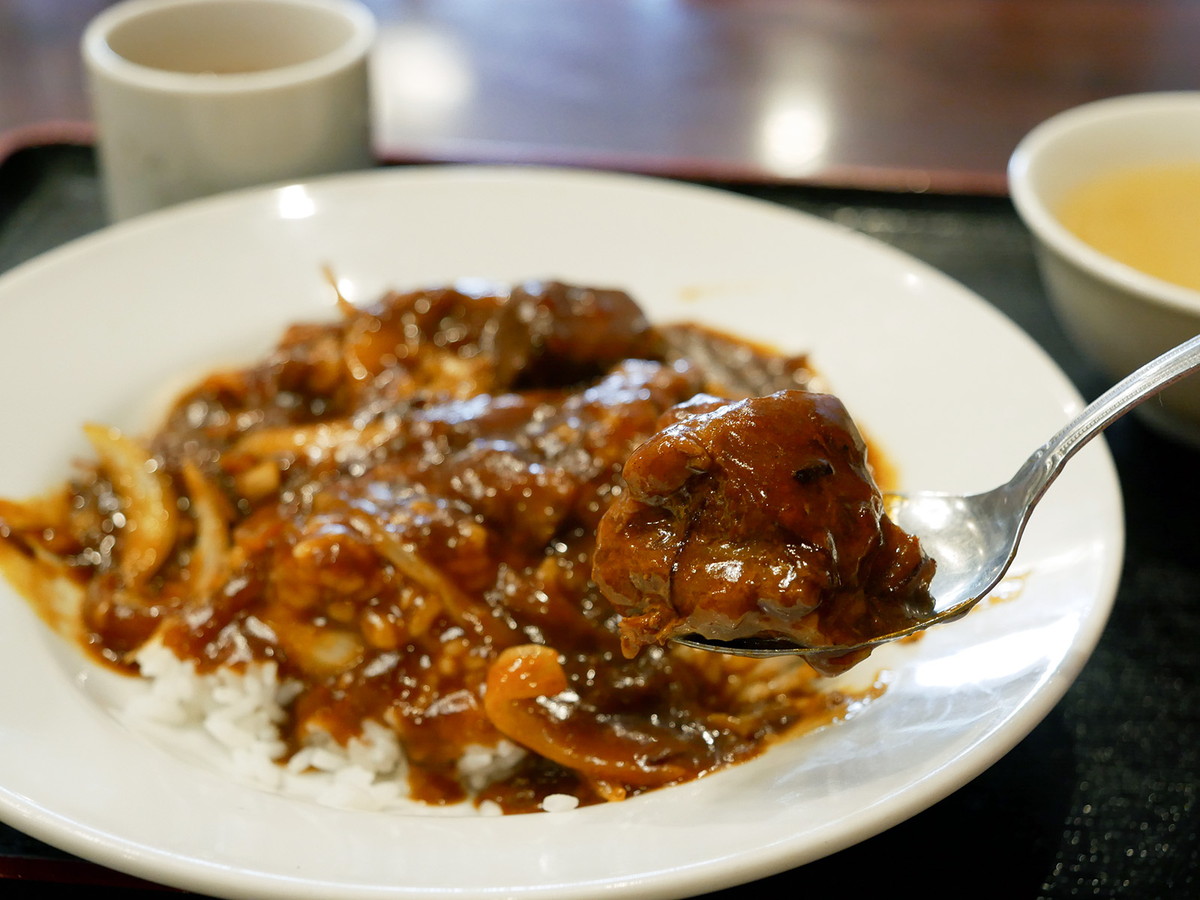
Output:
1018 334 1200 506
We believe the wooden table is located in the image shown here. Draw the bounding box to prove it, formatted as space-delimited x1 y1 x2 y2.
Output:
2 0 1199 194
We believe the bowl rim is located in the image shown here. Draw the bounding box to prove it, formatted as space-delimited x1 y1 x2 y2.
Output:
81 0 377 96
1007 91 1200 317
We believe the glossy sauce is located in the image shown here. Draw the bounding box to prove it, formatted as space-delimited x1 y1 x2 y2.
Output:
593 390 935 675
0 281 861 814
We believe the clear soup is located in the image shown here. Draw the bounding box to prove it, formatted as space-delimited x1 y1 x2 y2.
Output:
1055 162 1200 293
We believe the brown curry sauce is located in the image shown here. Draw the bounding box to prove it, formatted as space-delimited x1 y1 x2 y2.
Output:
593 390 936 675
0 280 906 813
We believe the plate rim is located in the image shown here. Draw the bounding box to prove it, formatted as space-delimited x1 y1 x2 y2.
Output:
0 164 1124 899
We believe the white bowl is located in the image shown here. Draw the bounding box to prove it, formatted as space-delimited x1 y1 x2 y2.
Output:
1009 91 1200 445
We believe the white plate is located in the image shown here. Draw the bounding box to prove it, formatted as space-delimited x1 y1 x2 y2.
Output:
0 167 1121 899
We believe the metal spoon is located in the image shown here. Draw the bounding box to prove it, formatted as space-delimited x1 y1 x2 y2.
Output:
675 333 1200 661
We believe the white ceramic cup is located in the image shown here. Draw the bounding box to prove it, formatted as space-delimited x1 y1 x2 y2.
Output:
83 0 376 221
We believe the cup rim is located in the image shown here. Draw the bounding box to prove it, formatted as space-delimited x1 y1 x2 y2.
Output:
81 0 376 94
1008 91 1200 317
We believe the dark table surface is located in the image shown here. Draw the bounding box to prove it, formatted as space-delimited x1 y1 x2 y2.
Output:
4 0 1200 196
1 145 1198 899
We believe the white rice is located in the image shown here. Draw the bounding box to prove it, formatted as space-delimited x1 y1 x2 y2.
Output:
540 793 580 813
122 638 532 815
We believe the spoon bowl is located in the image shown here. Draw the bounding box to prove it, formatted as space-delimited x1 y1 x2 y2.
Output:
677 332 1200 661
